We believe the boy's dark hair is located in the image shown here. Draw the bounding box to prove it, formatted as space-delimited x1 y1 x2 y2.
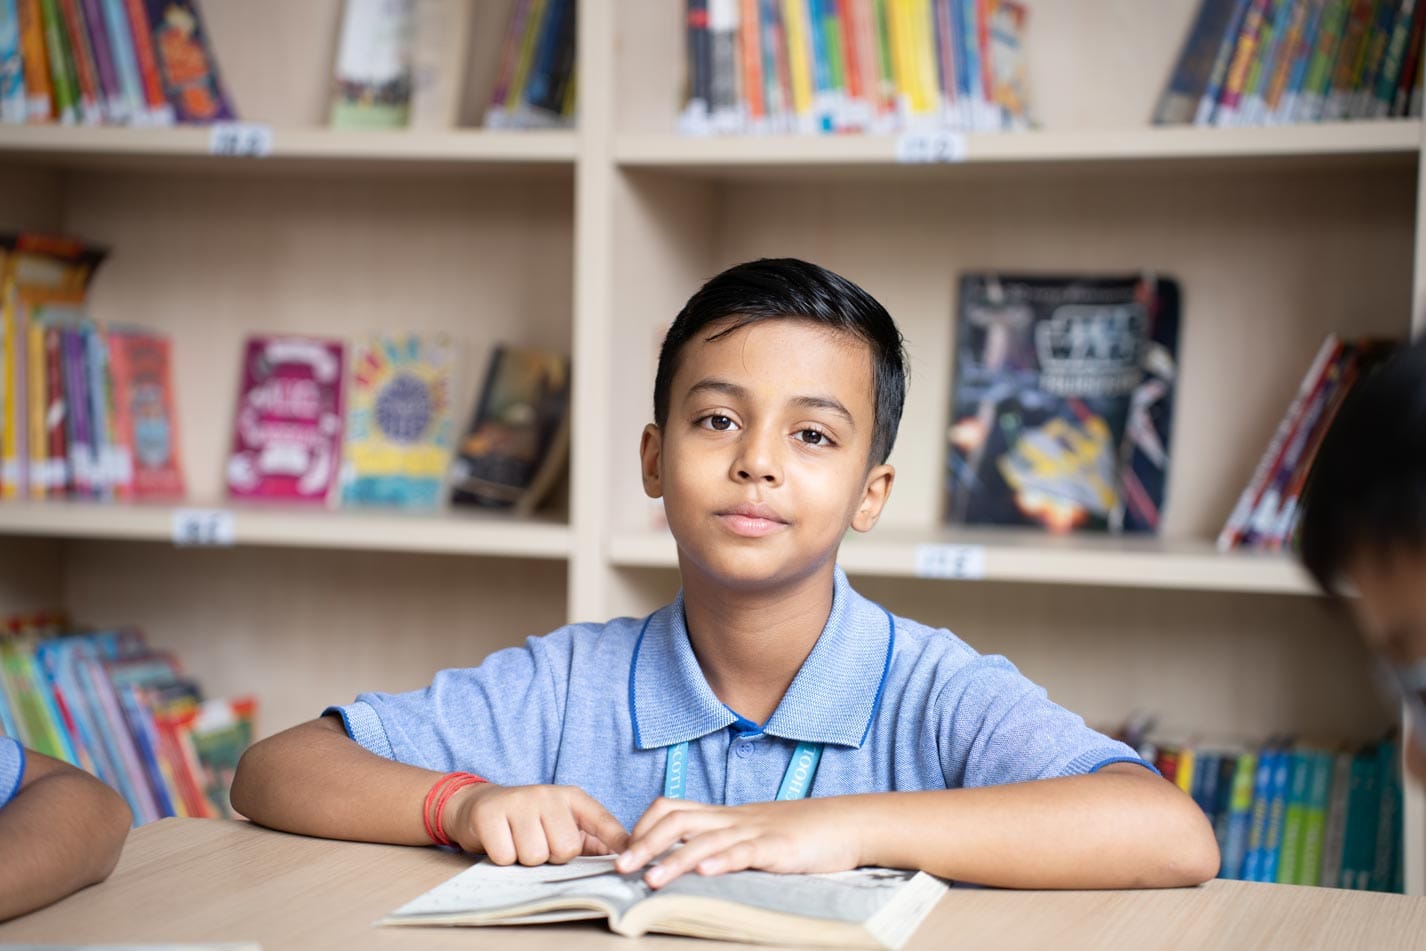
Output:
653 258 907 465
1301 336 1426 595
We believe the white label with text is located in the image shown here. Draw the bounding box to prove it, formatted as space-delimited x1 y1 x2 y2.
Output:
172 508 236 547
895 130 968 164
209 122 274 158
914 544 986 580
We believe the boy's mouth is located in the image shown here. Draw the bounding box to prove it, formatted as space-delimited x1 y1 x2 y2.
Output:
715 502 790 538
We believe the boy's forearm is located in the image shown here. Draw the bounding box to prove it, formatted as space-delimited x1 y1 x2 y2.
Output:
845 765 1220 889
230 716 446 846
0 772 130 921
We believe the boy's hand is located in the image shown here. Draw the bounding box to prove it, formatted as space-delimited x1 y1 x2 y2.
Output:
444 784 630 865
615 797 864 888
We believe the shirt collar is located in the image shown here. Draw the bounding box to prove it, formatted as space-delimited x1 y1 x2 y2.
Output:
629 566 895 751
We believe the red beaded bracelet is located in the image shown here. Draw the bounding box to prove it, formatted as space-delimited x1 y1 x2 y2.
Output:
422 771 488 847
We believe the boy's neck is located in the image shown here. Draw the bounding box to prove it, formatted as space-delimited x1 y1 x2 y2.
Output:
680 564 835 726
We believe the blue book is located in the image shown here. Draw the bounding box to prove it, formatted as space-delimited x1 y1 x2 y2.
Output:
1242 750 1276 881
1155 0 1250 123
806 0 833 130
1275 0 1327 122
1195 0 1256 124
1260 749 1293 882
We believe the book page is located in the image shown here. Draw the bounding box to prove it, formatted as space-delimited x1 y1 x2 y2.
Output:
385 856 651 922
654 865 925 924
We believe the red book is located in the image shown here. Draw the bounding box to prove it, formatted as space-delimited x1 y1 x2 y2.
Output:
122 0 171 122
108 330 184 501
56 0 103 122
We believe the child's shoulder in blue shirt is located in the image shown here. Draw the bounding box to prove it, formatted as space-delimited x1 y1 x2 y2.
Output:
329 567 1145 830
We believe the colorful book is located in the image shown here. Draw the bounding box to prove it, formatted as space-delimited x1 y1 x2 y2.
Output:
1220 752 1258 879
946 274 1180 535
1214 0 1273 125
107 328 182 500
329 0 414 129
17 0 53 120
121 0 169 123
56 0 103 121
448 345 569 514
39 0 79 123
1295 0 1351 120
339 334 455 510
142 0 233 122
0 0 26 122
227 335 344 505
98 0 145 122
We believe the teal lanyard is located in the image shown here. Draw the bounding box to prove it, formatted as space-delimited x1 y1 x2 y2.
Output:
663 739 824 801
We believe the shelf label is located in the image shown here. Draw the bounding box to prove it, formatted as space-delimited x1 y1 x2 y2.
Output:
209 122 274 158
895 130 967 164
172 509 236 547
915 543 986 580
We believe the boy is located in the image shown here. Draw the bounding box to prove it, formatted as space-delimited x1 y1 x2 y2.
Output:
232 259 1219 889
0 735 131 921
1301 336 1426 783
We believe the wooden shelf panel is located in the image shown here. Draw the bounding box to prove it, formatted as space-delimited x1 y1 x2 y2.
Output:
615 121 1421 174
0 126 580 172
608 528 1316 596
0 502 572 559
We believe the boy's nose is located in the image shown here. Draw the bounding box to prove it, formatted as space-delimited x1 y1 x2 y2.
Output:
731 432 782 485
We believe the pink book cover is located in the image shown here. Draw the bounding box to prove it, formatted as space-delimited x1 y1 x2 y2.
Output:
226 335 344 504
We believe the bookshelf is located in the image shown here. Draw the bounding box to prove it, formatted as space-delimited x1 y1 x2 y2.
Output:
1 0 1423 894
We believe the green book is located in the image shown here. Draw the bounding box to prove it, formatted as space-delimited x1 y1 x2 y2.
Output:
37 0 77 124
1275 751 1310 884
1297 752 1334 885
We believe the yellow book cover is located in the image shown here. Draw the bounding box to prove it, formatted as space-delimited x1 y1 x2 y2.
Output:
340 334 456 510
908 0 939 116
1 275 18 500
507 0 549 111
1176 746 1197 795
784 0 814 120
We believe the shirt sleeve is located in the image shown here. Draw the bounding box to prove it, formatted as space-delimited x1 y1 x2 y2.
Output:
935 654 1153 787
0 736 25 809
324 628 572 786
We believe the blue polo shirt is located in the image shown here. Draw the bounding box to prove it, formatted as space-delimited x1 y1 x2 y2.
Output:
329 568 1146 831
0 736 24 809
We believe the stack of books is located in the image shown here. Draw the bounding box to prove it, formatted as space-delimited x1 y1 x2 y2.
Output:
0 613 257 824
1126 726 1405 892
1154 0 1425 127
1219 334 1393 552
679 0 1032 135
0 0 234 125
484 0 577 130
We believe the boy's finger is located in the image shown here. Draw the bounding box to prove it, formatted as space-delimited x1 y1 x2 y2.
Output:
628 796 696 840
571 791 631 853
510 811 551 866
542 812 583 864
476 814 517 866
618 807 726 872
644 827 749 889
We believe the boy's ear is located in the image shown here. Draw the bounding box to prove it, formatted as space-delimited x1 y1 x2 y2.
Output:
850 463 895 533
640 424 664 499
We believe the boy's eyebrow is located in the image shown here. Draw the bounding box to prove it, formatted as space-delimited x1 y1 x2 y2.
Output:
686 378 856 426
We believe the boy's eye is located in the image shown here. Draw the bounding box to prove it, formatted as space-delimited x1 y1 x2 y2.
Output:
798 428 831 446
700 415 736 431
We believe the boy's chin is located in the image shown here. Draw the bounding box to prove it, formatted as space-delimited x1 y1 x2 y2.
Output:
677 544 834 594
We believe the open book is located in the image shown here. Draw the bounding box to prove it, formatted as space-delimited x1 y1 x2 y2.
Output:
381 855 948 950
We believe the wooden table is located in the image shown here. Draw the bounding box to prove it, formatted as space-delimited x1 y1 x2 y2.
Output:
2 819 1425 950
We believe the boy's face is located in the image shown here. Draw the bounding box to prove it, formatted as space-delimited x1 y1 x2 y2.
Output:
1349 546 1426 782
641 318 894 593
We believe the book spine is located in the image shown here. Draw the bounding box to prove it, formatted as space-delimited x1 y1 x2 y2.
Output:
1218 335 1338 550
38 0 78 123
16 0 52 120
1296 0 1349 119
1156 0 1244 125
1176 746 1198 797
1275 751 1311 884
1195 0 1255 124
1239 0 1290 123
98 0 140 120
1350 0 1402 116
740 0 765 126
56 0 101 121
1259 750 1291 882
1318 751 1352 887
1370 740 1400 891
27 316 45 498
120 0 165 122
822 0 848 128
0 282 18 498
79 0 121 120
783 0 813 126
1324 0 1377 119
0 0 26 122
1214 0 1271 126
764 0 792 129
1393 0 1426 112
487 0 531 122
1242 750 1276 881
958 0 981 126
1274 0 1325 122
1372 0 1417 114
1263 0 1314 122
